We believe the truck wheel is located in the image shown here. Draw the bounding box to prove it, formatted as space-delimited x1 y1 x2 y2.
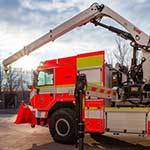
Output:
49 108 76 144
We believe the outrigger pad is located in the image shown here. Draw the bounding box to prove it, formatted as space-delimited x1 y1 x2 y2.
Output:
14 102 37 125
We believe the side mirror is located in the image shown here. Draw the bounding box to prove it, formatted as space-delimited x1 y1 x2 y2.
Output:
33 70 38 87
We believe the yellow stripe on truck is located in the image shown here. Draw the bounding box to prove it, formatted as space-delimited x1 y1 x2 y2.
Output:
105 107 150 111
85 107 102 110
36 84 75 89
77 55 103 69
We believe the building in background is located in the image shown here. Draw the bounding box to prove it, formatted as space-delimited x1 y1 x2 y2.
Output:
0 64 33 109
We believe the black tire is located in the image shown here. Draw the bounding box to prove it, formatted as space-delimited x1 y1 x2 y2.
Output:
49 108 76 144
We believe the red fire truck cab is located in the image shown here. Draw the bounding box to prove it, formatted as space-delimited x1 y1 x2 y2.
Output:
16 50 105 144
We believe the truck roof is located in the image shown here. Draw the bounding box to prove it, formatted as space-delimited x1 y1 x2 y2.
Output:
37 50 104 71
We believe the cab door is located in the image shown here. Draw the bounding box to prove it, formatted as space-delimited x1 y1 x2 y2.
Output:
34 69 55 110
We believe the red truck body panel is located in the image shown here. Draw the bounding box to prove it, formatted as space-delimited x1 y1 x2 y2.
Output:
30 51 104 111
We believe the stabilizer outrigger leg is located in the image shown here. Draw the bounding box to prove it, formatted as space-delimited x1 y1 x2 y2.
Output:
74 73 87 150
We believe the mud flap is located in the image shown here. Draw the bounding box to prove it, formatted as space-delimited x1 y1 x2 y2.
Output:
14 102 37 125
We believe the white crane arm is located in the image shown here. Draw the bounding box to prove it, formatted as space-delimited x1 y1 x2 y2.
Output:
99 5 150 48
3 3 150 70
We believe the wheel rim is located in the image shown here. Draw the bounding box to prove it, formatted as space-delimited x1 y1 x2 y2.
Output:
55 118 70 137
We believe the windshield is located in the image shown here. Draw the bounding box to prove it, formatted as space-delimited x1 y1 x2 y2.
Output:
35 69 54 86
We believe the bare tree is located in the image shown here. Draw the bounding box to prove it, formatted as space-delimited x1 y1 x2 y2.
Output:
105 38 132 68
113 37 132 68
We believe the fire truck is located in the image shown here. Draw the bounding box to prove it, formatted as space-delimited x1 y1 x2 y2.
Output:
2 3 150 144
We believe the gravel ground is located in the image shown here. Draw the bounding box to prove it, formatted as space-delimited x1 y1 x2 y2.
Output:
0 114 51 150
1 113 150 150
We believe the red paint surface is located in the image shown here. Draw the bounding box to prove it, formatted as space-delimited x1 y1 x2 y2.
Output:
31 51 105 111
147 121 150 136
91 87 97 92
85 100 104 108
100 88 105 93
107 90 111 94
30 93 75 111
85 118 105 133
31 94 53 110
55 64 76 85
84 99 104 132
102 52 105 86
15 103 37 125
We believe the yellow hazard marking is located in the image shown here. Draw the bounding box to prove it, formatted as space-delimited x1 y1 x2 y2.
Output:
104 90 108 94
36 84 75 89
36 85 55 88
85 107 103 110
105 107 150 111
92 82 103 86
87 86 116 96
96 88 100 92
87 86 92 91
77 55 103 69
82 97 85 109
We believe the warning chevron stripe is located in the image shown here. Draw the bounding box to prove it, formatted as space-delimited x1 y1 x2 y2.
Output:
87 85 116 96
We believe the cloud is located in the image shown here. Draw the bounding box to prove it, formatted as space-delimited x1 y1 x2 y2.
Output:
19 0 80 12
0 0 150 70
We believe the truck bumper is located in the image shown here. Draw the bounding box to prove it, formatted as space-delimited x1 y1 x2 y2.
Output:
14 102 37 125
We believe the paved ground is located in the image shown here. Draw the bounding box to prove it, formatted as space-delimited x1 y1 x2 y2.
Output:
1 110 150 150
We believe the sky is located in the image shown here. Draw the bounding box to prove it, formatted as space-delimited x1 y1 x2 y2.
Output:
0 0 150 70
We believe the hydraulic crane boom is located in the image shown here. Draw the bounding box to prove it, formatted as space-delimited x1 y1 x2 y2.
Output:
3 3 150 72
